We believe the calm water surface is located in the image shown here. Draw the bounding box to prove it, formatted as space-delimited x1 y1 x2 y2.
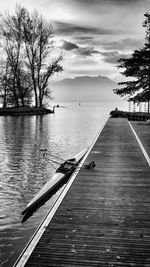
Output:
0 101 127 266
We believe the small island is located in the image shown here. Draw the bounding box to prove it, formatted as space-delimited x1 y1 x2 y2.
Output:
0 5 63 116
0 106 55 116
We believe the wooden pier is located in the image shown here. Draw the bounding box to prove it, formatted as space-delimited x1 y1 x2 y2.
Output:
17 118 150 266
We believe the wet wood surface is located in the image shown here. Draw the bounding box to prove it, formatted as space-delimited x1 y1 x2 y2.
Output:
25 118 150 266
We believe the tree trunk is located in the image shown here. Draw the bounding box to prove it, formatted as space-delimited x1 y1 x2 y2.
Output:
34 84 38 107
31 72 38 107
3 84 7 108
13 78 19 107
3 96 7 108
21 97 25 107
39 93 43 108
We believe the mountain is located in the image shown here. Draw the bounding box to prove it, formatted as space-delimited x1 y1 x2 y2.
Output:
51 75 120 102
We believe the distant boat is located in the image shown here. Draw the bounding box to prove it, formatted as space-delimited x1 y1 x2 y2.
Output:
22 149 86 220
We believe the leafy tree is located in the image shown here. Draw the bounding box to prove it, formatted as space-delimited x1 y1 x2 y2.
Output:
114 13 150 113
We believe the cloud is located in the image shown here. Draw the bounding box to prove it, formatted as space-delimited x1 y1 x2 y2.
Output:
58 38 130 64
75 36 95 45
59 39 100 57
59 40 79 50
101 38 145 51
69 0 145 6
103 0 145 4
75 47 100 57
76 37 94 41
100 51 129 64
54 21 115 36
30 0 148 81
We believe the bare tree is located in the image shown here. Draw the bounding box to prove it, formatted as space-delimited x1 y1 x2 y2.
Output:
0 59 9 107
0 5 26 106
22 9 63 107
0 5 63 108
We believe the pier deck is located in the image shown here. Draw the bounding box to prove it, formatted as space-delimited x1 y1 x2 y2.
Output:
131 121 150 157
24 118 150 266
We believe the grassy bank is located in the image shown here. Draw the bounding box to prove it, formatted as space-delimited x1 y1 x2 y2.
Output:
110 109 150 121
0 107 54 116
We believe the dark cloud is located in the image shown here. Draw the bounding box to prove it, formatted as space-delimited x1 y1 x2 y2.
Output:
59 39 100 57
100 51 129 64
77 47 99 57
59 38 131 63
77 48 92 56
60 39 130 62
60 40 79 50
76 37 94 41
58 38 132 64
54 21 115 36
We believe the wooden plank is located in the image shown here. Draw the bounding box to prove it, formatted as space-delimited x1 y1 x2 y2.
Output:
25 118 150 266
128 121 150 167
131 121 150 157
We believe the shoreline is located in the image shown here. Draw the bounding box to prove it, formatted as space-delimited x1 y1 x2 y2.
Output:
0 107 54 116
110 109 150 121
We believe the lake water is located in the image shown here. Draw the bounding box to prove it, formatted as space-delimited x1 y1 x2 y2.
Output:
0 101 127 267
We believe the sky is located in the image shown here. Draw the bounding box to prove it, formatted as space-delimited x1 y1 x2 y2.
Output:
0 0 150 82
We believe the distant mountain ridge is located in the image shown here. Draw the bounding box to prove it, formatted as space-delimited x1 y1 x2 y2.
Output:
51 75 119 102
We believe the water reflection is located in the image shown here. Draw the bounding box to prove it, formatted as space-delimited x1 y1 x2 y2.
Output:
0 115 57 266
0 116 51 215
0 101 127 266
